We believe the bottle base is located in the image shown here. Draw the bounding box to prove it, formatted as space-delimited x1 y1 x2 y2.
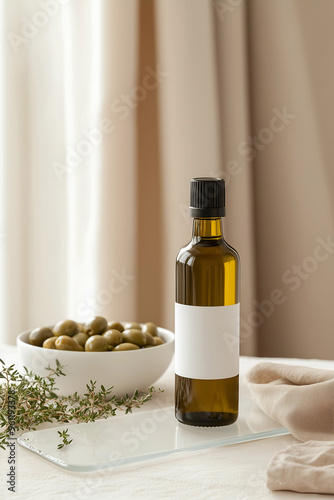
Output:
175 410 238 427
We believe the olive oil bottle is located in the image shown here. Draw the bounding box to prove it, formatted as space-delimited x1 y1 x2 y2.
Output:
175 177 240 426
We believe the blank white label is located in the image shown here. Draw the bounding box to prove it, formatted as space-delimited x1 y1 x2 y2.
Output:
175 303 240 380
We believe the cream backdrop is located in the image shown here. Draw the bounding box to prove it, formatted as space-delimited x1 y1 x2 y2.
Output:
0 0 333 359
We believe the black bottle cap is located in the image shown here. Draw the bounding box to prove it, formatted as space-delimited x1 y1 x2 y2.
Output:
190 177 226 218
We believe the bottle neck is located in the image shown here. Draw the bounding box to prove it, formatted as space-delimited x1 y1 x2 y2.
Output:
192 218 223 241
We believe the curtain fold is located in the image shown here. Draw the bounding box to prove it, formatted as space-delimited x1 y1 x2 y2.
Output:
135 0 164 326
213 0 257 355
1 0 68 342
61 0 139 323
154 0 224 341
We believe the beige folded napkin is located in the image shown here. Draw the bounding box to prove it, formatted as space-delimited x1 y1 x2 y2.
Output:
246 362 334 494
267 441 334 494
246 362 334 442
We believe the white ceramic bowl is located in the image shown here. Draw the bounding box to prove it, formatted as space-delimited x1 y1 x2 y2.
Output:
17 326 174 397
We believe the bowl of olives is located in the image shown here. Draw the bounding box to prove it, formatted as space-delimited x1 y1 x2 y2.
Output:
17 317 174 397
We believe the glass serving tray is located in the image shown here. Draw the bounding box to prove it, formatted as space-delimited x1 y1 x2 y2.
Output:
18 397 289 472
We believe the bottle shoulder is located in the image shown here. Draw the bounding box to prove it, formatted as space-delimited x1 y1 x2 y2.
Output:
176 239 240 266
224 240 240 262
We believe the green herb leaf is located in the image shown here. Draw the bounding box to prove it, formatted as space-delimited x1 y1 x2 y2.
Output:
0 360 162 450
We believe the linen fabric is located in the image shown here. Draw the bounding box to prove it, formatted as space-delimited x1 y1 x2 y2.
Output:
246 361 334 442
267 441 334 494
247 361 334 494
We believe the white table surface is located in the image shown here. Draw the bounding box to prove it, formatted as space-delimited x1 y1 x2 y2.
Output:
0 344 333 500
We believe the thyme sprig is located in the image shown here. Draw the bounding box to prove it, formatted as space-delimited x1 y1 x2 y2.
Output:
57 429 73 449
0 359 162 450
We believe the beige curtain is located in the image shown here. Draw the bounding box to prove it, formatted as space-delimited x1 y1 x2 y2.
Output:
248 0 334 357
1 0 333 359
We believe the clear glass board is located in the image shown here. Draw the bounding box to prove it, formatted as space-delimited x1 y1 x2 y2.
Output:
18 397 289 472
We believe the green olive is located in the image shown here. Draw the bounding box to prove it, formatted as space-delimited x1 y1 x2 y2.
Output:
122 329 146 347
113 343 140 351
103 329 123 347
85 335 108 352
73 332 89 347
53 320 79 338
144 332 155 345
29 318 163 351
124 322 142 331
29 327 53 347
42 336 57 349
143 322 158 337
107 321 124 333
85 316 108 336
55 335 81 351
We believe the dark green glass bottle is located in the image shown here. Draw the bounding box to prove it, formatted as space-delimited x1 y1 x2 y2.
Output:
175 178 240 427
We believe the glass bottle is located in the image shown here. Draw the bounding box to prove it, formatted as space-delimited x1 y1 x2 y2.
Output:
175 177 240 426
